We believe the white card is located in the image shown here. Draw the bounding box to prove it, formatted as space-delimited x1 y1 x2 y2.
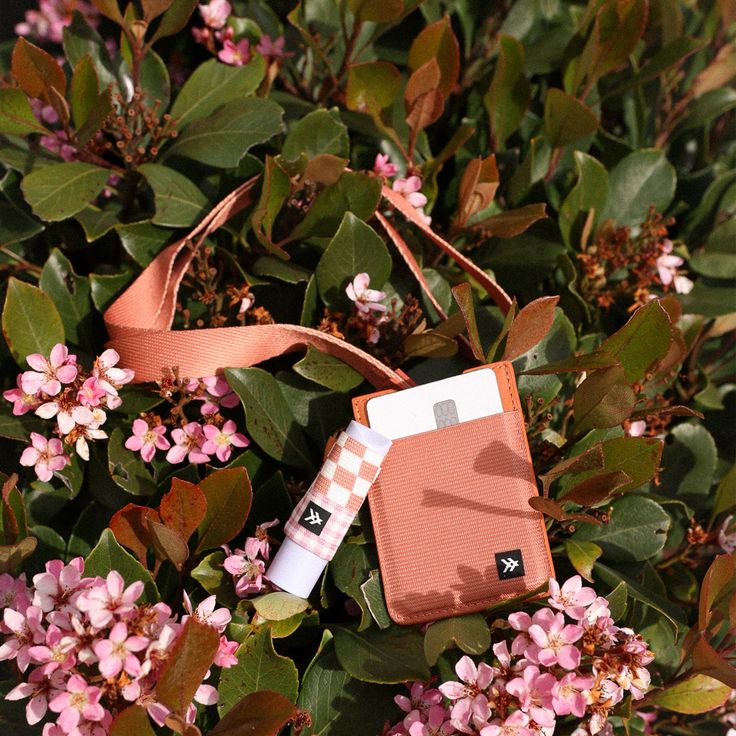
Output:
365 368 504 440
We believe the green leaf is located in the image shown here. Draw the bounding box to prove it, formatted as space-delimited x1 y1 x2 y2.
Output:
0 405 45 441
84 529 159 602
597 437 663 493
191 550 237 604
659 423 717 510
333 625 431 684
600 149 677 226
74 203 119 241
156 616 220 716
21 162 110 221
164 97 283 168
218 627 299 715
293 345 363 392
0 201 43 247
597 564 685 638
253 256 311 284
150 0 198 42
564 539 602 583
62 11 118 89
212 691 299 736
606 581 628 621
283 109 349 160
288 172 382 241
347 0 403 23
107 428 157 497
116 220 173 266
109 706 156 736
0 89 50 135
2 277 65 365
559 151 608 248
423 614 491 666
70 55 99 128
544 88 598 148
39 249 94 349
138 163 208 227
330 543 374 631
195 467 252 554
315 212 392 308
711 464 736 520
645 674 731 714
295 637 398 736
360 570 392 630
89 270 135 312
171 58 266 128
483 34 530 148
573 495 670 562
225 367 314 471
252 592 309 621
573 365 636 435
346 61 401 120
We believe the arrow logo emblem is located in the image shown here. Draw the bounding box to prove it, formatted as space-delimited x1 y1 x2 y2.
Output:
500 558 519 574
304 508 323 526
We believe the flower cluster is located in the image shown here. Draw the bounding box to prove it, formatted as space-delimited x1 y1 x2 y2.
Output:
0 559 238 733
125 372 249 466
4 345 134 480
374 154 432 225
193 0 288 66
15 0 99 44
387 576 654 736
577 208 693 311
346 272 388 344
222 519 279 598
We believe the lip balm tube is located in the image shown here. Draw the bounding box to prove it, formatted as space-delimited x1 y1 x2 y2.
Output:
266 420 392 598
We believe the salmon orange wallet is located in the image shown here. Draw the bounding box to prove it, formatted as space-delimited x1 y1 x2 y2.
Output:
352 361 554 625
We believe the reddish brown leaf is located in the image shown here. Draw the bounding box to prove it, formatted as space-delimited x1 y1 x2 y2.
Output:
405 59 444 135
451 282 483 361
407 16 460 97
457 155 499 228
474 203 548 238
561 470 632 506
210 691 300 736
159 478 207 544
529 496 566 520
147 519 189 570
156 617 220 716
502 296 559 361
110 705 156 736
538 444 605 496
692 634 736 688
699 554 735 632
109 504 160 566
12 37 66 102
573 365 636 435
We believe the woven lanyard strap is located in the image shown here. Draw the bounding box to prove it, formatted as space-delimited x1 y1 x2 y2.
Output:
104 176 512 390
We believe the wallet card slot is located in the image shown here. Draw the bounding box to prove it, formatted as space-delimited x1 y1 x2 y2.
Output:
368 409 553 625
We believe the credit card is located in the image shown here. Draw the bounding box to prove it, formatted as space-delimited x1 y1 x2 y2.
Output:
365 368 503 439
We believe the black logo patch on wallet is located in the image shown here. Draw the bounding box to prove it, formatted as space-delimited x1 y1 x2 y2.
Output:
298 502 331 534
495 549 525 580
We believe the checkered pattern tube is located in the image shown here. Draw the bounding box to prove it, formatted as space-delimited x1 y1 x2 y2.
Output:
266 422 391 598
284 423 391 560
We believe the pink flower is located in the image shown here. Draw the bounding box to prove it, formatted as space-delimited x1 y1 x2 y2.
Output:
77 377 106 408
3 376 41 415
166 422 210 464
374 153 399 178
218 38 252 66
19 433 68 482
405 704 456 736
505 665 556 727
0 606 46 672
628 419 647 437
0 573 32 618
32 558 85 613
183 593 231 633
243 519 279 560
223 550 266 597
479 710 533 736
346 273 387 315
92 349 134 408
75 571 144 629
125 419 171 463
21 344 78 397
214 636 238 668
395 681 442 714
527 611 583 669
718 514 736 554
14 0 99 43
198 374 239 415
256 34 290 59
552 672 595 718
194 683 219 706
48 674 106 732
93 622 149 679
199 0 231 28
392 176 431 224
5 665 66 725
548 575 597 620
657 240 694 294
440 655 494 731
202 420 249 462
27 625 76 671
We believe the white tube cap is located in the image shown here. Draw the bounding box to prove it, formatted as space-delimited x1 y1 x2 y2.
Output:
266 537 328 599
